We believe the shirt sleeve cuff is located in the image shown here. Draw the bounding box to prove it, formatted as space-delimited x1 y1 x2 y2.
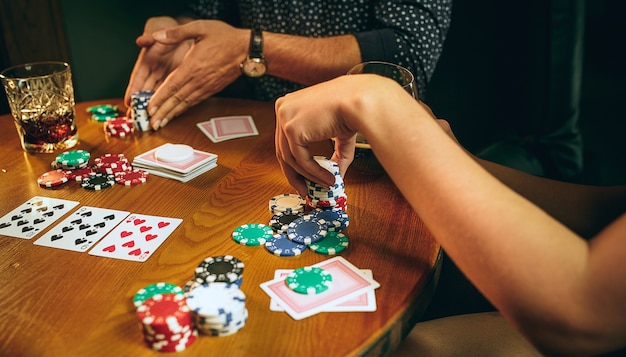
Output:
354 29 398 63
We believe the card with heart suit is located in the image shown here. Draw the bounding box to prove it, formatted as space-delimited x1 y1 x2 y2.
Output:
270 269 377 312
196 115 258 143
260 256 380 320
34 206 129 252
89 213 182 262
0 196 79 239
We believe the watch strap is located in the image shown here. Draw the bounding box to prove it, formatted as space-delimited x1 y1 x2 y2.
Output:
249 29 263 59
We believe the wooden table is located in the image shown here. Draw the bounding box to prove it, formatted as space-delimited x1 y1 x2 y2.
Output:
0 97 440 357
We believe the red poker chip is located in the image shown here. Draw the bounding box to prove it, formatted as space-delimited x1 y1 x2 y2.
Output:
94 153 128 167
64 167 97 182
136 294 191 329
97 161 130 175
114 169 149 186
37 170 69 188
105 117 134 137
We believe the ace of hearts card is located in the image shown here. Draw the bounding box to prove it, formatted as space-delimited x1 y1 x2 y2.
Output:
89 213 182 262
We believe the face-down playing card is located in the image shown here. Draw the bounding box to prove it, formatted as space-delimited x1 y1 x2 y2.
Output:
34 206 129 252
0 196 79 239
260 256 380 320
89 213 182 262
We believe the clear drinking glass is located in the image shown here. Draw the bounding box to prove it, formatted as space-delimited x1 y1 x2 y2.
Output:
0 61 78 153
346 61 418 174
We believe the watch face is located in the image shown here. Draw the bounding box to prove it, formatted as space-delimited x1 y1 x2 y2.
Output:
242 58 266 78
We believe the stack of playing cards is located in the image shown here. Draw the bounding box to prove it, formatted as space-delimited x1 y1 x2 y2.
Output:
132 143 218 183
260 256 380 320
196 115 259 143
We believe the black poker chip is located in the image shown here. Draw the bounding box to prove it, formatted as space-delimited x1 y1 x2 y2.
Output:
80 173 115 190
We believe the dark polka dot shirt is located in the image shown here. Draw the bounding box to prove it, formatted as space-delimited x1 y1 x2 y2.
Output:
186 0 452 101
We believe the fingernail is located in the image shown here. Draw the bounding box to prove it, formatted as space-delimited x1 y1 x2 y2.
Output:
152 120 161 130
160 118 169 128
149 106 158 116
153 31 166 41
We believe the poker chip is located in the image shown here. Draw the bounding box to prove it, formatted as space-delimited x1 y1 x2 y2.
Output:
104 117 134 137
155 144 194 163
56 150 90 167
37 169 69 187
285 266 332 295
186 282 248 336
287 215 328 245
305 157 349 211
64 166 96 182
232 223 273 246
194 255 244 284
87 104 118 122
136 293 196 351
94 153 129 174
131 90 153 131
269 211 303 234
114 169 149 186
133 282 184 308
265 233 307 257
80 173 115 190
308 231 349 255
268 194 305 214
309 207 349 232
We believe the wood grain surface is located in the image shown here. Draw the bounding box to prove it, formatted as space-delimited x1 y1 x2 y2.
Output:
0 97 440 357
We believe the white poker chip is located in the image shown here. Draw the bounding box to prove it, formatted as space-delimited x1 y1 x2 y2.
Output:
154 144 194 162
269 194 305 214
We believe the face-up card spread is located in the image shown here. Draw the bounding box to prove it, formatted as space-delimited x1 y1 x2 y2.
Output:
270 269 377 312
34 206 129 252
197 115 258 143
89 213 182 262
0 196 79 239
260 256 380 320
132 143 218 182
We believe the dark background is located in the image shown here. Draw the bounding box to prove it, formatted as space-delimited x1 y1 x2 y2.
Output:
0 0 624 185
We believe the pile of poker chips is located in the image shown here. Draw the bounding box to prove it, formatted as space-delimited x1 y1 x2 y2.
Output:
130 90 154 132
86 104 118 122
104 117 134 138
37 149 149 190
185 282 248 336
231 157 350 257
305 156 348 211
133 283 198 352
183 256 248 336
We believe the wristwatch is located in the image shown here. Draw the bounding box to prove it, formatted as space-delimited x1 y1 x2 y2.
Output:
240 29 267 78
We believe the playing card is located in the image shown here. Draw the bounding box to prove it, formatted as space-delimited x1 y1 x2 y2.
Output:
260 256 380 320
197 116 258 143
133 143 218 175
0 196 79 239
89 213 182 262
135 162 217 183
270 269 377 312
196 121 218 142
34 206 129 252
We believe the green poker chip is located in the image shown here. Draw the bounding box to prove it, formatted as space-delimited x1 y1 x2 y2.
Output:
86 104 118 114
232 223 273 246
308 231 349 255
133 282 183 308
285 266 332 294
56 150 90 167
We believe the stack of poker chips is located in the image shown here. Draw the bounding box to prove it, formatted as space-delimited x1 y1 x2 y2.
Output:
38 150 148 190
86 104 118 122
185 282 248 337
104 117 134 138
188 255 244 289
130 90 154 131
305 156 348 211
134 283 197 352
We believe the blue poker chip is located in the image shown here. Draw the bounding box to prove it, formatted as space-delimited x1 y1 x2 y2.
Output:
287 215 327 245
265 233 307 257
309 208 349 232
